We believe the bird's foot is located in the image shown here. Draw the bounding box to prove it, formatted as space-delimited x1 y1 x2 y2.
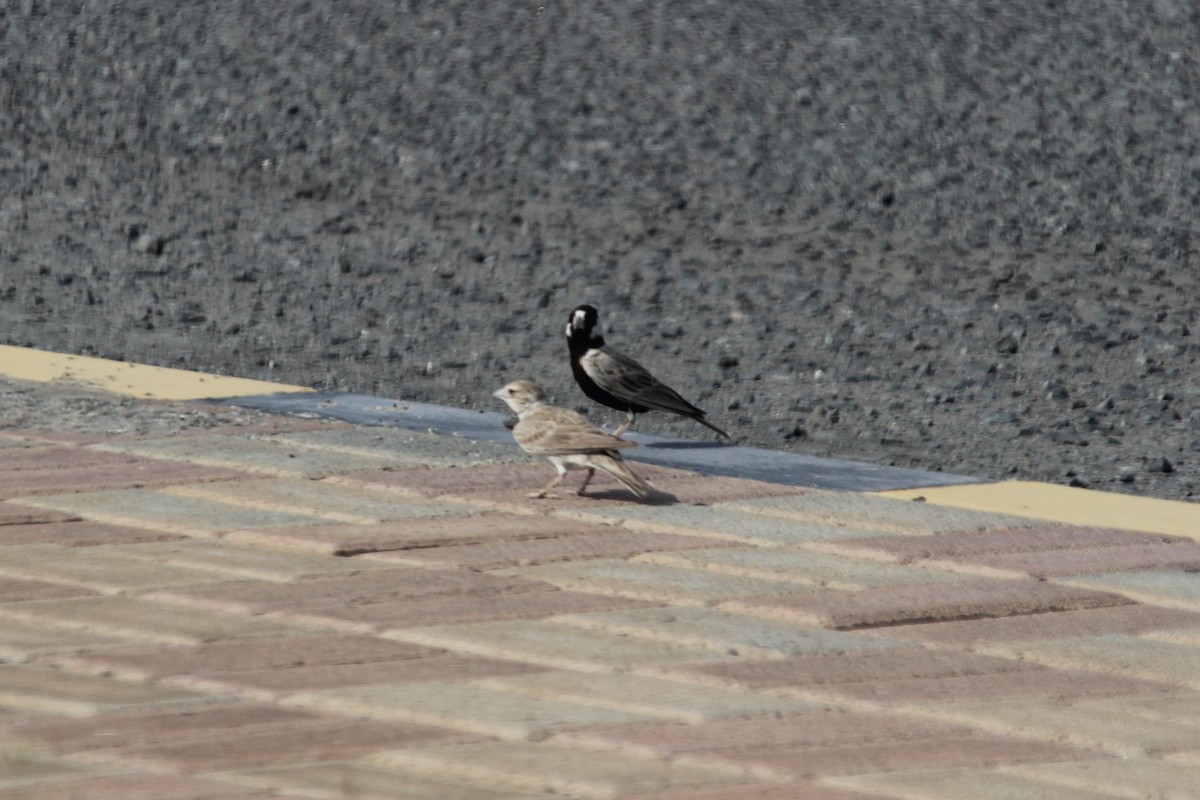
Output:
528 490 555 499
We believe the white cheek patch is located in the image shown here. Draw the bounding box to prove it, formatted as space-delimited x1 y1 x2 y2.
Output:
566 322 573 337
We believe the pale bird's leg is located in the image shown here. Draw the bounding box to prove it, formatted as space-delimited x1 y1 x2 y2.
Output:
612 413 636 438
530 470 566 499
575 468 596 496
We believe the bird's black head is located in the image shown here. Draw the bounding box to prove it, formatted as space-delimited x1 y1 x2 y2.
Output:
567 304 603 348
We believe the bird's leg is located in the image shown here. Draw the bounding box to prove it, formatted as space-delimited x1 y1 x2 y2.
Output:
612 413 636 438
530 471 566 499
575 468 596 496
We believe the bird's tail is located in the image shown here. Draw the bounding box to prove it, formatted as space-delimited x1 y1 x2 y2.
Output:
594 454 651 498
695 414 731 440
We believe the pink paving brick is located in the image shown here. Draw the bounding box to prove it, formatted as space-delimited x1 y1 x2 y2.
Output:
0 503 80 526
3 703 475 773
41 634 546 697
566 710 1095 778
231 513 626 556
165 653 550 699
627 783 879 800
0 774 273 800
106 719 477 773
147 569 650 631
834 526 1186 562
0 430 108 446
824 666 1177 705
149 569 556 615
728 579 1131 629
0 446 145 472
339 463 809 509
0 459 247 499
0 519 186 547
867 603 1200 646
0 576 99 604
961 542 1200 578
686 648 1038 692
3 704 318 753
370 528 726 569
50 634 444 680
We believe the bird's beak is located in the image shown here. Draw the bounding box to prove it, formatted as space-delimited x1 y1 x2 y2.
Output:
492 388 506 400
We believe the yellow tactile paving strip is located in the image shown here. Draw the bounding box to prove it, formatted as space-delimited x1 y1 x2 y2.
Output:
0 344 310 400
880 481 1200 541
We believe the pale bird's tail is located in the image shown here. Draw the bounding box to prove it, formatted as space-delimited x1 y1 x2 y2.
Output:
593 454 650 498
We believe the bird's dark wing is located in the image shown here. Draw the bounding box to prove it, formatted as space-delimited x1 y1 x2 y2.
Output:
580 348 706 417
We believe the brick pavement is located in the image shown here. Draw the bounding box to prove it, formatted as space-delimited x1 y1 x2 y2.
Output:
2 391 1200 798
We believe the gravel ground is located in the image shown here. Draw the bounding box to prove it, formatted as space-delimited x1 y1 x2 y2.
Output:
1 1 1197 501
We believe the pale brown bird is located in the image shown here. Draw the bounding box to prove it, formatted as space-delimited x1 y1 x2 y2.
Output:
493 380 650 499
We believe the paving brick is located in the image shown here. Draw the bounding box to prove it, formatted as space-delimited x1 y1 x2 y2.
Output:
287 682 661 740
624 783 879 800
1007 758 1200 798
224 513 592 556
960 542 1200 579
0 519 186 547
1063 570 1200 612
560 710 1092 781
0 446 145 472
684 649 1037 696
1076 693 1200 731
0 617 131 663
164 476 485 524
93 435 406 478
266 426 523 468
979 634 1200 691
925 698 1200 758
226 762 536 800
5 702 472 773
104 720 470 774
20 490 327 538
147 567 555 617
831 526 1187 562
168 652 548 700
859 603 1200 647
819 666 1176 706
830 767 1121 800
46 633 442 683
0 577 98 604
368 740 742 797
0 774 274 800
560 504 899 546
0 596 311 646
723 494 1044 534
0 544 232 593
151 570 645 633
452 464 813 513
0 755 113 794
368 528 723 569
724 579 1130 629
0 502 79 526
100 540 401 582
0 665 202 717
548 607 911 659
498 558 818 606
636 547 971 590
473 671 822 723
340 463 809 510
391 619 741 672
0 460 246 500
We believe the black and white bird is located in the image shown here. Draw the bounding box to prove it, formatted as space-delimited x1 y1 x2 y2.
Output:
566 304 730 439
493 379 650 499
